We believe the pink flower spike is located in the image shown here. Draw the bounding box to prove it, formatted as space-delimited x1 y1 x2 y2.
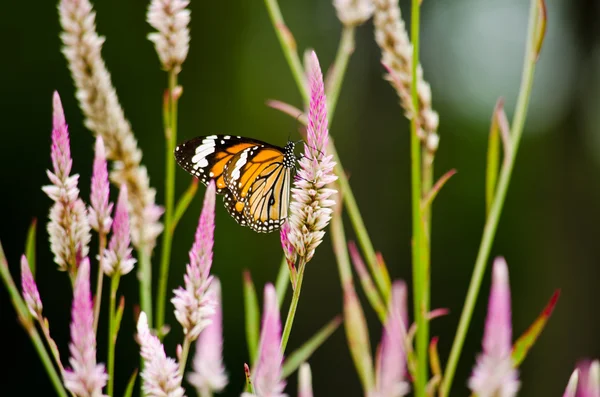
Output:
50 91 72 183
89 136 113 234
102 185 136 276
564 360 600 397
374 281 410 397
243 284 286 397
20 255 43 320
137 312 186 397
468 257 520 397
188 278 228 394
280 221 297 268
63 258 108 396
172 181 216 340
288 51 338 262
147 0 190 74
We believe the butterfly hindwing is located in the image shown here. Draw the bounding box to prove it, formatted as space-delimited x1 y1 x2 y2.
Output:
174 134 296 233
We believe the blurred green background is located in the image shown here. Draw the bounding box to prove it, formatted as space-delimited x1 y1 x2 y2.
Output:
2 0 599 395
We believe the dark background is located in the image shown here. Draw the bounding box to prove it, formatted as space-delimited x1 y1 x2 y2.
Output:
2 0 599 395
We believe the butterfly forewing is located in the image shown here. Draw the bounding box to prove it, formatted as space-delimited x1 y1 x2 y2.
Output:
174 134 296 233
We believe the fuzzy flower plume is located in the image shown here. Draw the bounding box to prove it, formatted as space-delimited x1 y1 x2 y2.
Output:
188 279 228 395
43 91 91 273
138 312 186 397
88 136 112 234
372 281 410 397
59 0 163 254
564 360 600 397
20 255 43 320
242 284 287 397
102 185 136 276
373 0 439 154
172 182 217 340
468 257 520 397
64 258 108 397
147 0 190 74
334 0 374 26
288 51 338 263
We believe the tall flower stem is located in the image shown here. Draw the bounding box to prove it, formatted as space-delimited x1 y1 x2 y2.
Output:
440 0 541 394
93 233 107 332
408 1 429 395
139 248 153 327
178 338 191 377
107 274 120 396
280 258 306 353
263 0 309 104
156 71 179 333
264 0 390 301
0 242 69 397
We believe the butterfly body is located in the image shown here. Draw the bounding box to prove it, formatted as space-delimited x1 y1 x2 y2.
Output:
175 135 296 233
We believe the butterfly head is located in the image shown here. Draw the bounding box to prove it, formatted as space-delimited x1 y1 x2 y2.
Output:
283 141 296 169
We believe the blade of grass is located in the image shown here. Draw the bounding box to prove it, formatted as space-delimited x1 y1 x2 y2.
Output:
243 270 260 365
171 178 198 234
25 218 37 276
282 315 342 378
122 369 138 397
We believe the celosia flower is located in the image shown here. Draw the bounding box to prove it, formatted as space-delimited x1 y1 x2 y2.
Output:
188 279 228 395
102 185 136 276
63 258 108 397
42 91 91 273
59 0 163 254
147 0 190 74
373 0 439 154
88 135 112 234
298 363 313 397
242 284 286 397
280 221 296 268
468 257 520 397
563 360 600 397
172 182 216 340
333 0 374 27
372 281 410 397
288 51 338 263
20 255 43 320
137 312 186 397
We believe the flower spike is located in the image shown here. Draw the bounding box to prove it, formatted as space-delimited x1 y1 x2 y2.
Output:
89 135 113 234
102 185 136 276
20 255 43 320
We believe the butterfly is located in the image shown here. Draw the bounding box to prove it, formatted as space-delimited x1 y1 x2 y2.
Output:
174 135 297 233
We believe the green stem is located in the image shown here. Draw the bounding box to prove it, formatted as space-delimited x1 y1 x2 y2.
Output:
280 258 306 353
156 71 179 334
93 232 107 333
263 0 309 104
326 26 355 119
138 247 153 327
409 0 428 395
0 242 69 397
107 274 120 396
440 0 540 394
178 337 191 378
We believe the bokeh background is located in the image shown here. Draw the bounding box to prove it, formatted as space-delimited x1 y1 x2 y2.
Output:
2 0 599 395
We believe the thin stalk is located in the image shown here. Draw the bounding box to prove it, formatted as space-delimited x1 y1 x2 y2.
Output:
280 258 306 353
422 152 434 241
138 247 153 327
409 0 428 395
263 0 309 104
440 0 540 394
93 233 107 332
275 255 290 308
107 274 120 396
326 26 355 119
156 71 179 333
178 337 192 377
0 242 69 397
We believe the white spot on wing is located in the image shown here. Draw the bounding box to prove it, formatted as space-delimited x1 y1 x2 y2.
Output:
231 149 249 181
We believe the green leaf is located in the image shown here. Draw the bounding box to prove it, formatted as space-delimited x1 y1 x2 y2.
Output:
486 100 503 216
122 369 138 397
114 296 125 339
275 256 290 310
511 289 560 366
243 270 260 365
171 179 198 234
282 315 342 378
25 218 37 276
421 169 457 212
534 0 547 62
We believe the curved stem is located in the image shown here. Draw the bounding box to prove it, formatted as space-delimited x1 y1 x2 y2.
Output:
156 71 179 334
178 337 191 378
107 274 120 396
327 26 355 119
440 0 540 394
280 258 306 353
